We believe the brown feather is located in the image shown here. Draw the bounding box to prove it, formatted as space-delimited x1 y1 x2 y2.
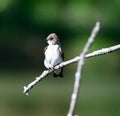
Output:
53 46 64 78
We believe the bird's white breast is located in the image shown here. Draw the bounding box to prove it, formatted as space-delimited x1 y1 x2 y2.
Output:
44 45 62 67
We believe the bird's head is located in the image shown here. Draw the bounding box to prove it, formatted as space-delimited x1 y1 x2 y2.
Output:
46 33 59 45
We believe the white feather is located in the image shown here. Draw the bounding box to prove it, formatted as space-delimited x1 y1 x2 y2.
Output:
44 44 63 75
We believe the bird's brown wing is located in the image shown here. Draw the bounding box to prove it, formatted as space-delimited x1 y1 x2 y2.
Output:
58 46 64 60
56 46 64 77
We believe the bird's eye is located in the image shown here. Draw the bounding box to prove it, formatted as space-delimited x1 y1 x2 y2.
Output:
50 38 53 40
47 37 54 41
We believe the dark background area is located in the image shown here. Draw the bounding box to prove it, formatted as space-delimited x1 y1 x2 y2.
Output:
0 0 120 116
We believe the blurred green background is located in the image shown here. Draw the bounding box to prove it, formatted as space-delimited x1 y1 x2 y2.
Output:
0 0 120 116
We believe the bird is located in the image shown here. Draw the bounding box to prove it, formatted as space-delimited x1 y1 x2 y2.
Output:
44 33 64 77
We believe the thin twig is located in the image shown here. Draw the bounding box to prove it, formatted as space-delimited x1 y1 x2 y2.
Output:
23 44 120 95
67 22 100 116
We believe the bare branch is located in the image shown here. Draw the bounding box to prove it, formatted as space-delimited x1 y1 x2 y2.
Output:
23 44 120 96
67 22 100 116
85 44 120 58
23 70 52 96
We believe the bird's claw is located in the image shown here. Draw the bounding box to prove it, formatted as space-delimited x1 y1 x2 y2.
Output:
48 65 55 71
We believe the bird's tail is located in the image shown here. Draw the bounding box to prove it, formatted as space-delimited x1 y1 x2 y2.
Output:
53 68 63 77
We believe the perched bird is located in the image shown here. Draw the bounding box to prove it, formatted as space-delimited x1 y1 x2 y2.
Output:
44 33 64 77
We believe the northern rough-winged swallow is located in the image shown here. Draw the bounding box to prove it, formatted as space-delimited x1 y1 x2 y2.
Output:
44 33 64 77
